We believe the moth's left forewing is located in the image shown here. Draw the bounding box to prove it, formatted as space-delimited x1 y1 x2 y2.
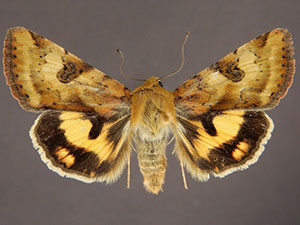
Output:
3 27 130 116
174 110 273 180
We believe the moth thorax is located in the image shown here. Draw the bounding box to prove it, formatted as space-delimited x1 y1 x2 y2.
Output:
136 137 168 194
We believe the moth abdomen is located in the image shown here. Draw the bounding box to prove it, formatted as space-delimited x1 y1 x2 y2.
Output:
136 137 168 194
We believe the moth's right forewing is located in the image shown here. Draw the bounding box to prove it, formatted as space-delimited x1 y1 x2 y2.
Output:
173 28 295 113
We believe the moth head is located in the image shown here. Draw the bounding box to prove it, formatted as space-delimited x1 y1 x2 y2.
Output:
142 77 163 88
132 77 163 93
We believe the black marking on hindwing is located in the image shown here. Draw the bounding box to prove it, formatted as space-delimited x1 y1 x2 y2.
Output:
206 111 270 171
196 111 222 136
107 115 130 147
178 110 270 172
179 110 222 137
33 111 116 177
177 111 222 170
177 116 199 145
84 113 106 139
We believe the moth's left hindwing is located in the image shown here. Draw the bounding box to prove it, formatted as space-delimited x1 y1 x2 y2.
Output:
30 111 131 183
175 110 273 180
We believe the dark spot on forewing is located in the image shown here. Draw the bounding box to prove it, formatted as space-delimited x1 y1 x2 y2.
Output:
57 61 78 83
56 58 93 83
256 31 270 47
211 60 245 82
80 61 93 72
29 30 45 47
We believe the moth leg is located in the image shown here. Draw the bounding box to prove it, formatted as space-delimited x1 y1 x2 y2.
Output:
180 160 188 190
168 135 175 146
131 143 137 152
127 152 131 189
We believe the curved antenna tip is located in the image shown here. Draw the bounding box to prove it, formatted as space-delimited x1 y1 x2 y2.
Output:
159 31 190 80
116 48 146 81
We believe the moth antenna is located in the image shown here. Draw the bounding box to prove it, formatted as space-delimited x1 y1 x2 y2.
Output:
127 153 131 189
116 49 146 81
180 160 188 190
159 31 190 80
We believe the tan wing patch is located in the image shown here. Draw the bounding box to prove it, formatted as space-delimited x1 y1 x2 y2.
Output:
30 111 131 183
174 28 295 114
3 27 130 117
175 110 273 181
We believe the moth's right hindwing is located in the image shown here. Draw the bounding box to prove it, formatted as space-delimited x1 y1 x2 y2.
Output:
175 110 273 181
30 111 131 183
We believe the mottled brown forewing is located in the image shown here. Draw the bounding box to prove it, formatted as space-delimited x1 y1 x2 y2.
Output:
174 28 294 115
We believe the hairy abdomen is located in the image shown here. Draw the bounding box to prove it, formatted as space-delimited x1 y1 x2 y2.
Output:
135 134 168 194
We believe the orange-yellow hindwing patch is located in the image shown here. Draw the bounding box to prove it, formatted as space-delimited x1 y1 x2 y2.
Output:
175 110 273 180
30 111 131 183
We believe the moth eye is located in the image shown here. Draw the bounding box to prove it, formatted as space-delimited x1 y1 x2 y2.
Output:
158 81 163 87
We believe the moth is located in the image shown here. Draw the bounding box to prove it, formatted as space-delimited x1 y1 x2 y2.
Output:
3 27 294 194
